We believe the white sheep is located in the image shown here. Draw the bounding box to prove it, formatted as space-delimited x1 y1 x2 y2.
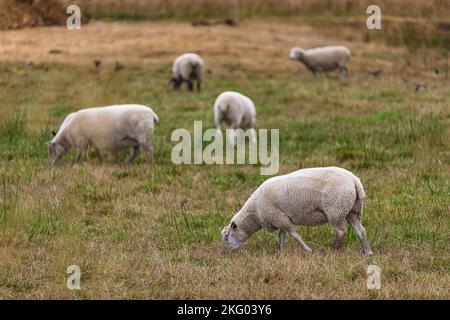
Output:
221 167 373 256
214 91 256 143
47 104 159 165
171 53 204 91
289 46 351 79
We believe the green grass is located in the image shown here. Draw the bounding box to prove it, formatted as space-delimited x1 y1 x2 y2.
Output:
0 30 449 298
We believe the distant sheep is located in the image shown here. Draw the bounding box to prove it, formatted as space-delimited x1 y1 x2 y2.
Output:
221 167 373 256
171 53 204 91
214 91 256 143
289 46 351 79
47 104 158 165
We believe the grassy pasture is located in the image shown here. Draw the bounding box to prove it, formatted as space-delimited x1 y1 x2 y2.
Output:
0 19 449 299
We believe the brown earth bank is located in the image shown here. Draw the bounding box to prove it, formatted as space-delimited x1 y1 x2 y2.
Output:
81 0 450 20
0 0 75 30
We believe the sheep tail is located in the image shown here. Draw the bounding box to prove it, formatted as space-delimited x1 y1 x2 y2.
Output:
149 109 159 124
352 175 365 220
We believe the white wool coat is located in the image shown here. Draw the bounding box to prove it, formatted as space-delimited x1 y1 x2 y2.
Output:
233 167 365 235
214 91 256 130
172 53 204 81
53 104 158 152
289 46 351 73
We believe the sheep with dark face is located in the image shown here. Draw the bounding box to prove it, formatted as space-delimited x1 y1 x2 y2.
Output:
289 46 351 79
47 104 158 165
171 53 204 91
221 167 373 256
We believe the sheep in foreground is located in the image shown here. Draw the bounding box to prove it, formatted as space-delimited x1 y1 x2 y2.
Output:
289 46 351 79
47 104 158 165
214 91 256 143
221 167 373 256
171 53 204 91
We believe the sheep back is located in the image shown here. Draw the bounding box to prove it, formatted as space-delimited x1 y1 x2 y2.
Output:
172 53 204 81
55 104 158 151
252 167 364 228
214 91 256 128
302 46 351 71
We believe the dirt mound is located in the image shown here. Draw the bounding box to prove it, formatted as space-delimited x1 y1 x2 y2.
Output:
0 0 67 30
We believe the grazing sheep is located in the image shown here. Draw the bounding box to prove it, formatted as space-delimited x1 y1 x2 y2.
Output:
214 91 256 143
47 104 158 165
221 167 373 256
171 53 204 91
289 46 351 79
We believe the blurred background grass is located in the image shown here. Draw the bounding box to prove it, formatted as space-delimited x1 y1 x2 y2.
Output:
75 0 450 20
70 0 450 52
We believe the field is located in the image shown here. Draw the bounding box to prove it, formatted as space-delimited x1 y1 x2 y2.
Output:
0 16 449 299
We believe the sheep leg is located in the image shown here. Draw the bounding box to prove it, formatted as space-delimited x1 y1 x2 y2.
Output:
288 228 312 253
312 67 323 77
331 224 347 251
279 230 286 250
339 64 349 80
95 148 102 163
126 145 141 164
173 77 181 90
187 80 194 91
197 80 201 91
139 141 153 163
346 212 373 256
74 149 84 163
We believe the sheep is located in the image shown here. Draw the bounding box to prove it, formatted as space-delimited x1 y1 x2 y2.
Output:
214 91 256 143
171 53 204 91
289 46 351 79
46 104 159 165
221 166 373 256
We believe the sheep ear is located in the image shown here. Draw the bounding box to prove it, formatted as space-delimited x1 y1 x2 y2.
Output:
52 130 56 137
231 221 237 230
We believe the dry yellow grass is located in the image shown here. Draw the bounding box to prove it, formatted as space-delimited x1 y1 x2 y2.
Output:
80 0 450 20
0 20 442 70
0 21 334 67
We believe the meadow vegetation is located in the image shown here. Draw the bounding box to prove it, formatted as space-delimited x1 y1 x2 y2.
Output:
0 15 448 298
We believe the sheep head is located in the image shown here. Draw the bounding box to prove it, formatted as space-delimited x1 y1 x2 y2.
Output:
289 47 305 61
221 220 249 250
46 140 68 166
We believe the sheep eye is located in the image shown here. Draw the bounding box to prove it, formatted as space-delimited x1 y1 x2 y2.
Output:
231 221 237 230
